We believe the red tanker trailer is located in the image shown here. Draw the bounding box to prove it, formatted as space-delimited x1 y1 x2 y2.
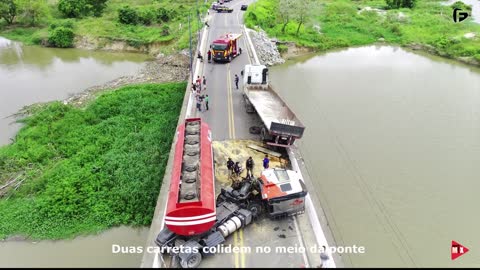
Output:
165 118 215 236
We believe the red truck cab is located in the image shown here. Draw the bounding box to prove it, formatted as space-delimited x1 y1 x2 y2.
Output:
210 33 242 62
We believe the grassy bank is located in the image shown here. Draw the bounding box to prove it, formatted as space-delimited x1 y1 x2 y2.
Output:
244 0 480 63
0 82 185 240
0 0 211 52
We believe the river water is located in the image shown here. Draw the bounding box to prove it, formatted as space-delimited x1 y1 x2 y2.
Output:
0 37 150 267
270 45 480 267
0 36 149 145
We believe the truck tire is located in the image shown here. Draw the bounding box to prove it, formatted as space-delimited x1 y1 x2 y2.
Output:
180 252 202 268
247 201 263 219
227 55 231 62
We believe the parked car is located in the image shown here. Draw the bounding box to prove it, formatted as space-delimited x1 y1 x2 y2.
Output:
216 6 233 13
240 5 248 11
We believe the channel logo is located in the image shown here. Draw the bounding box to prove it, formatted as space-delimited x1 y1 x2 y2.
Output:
451 240 469 260
453 8 469 23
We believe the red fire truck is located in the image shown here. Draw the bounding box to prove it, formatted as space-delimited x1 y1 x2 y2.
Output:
210 33 242 63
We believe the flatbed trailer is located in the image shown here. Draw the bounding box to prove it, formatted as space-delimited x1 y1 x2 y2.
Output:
242 64 305 147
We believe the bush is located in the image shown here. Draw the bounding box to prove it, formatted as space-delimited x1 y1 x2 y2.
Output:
58 0 87 18
49 19 75 30
118 5 138 25
451 1 472 11
48 26 75 48
161 24 170 36
157 7 175 22
58 0 107 18
138 8 156 26
277 44 288 53
385 0 416 9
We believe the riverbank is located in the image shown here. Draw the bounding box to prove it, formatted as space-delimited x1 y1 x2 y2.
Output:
244 0 480 67
0 0 209 55
0 82 186 241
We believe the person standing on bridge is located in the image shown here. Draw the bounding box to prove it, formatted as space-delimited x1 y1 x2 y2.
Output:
196 94 202 112
227 157 235 177
263 155 270 170
235 74 239 90
196 76 202 91
246 156 254 179
204 95 209 111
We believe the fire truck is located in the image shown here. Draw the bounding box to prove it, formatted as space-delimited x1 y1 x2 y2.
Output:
210 33 242 63
155 118 308 268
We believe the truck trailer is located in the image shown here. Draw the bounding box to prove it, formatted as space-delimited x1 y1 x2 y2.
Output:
242 64 306 147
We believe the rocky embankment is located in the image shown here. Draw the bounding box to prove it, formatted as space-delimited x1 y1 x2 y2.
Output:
65 53 190 107
248 29 285 66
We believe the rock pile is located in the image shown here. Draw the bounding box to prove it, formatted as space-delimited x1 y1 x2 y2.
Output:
248 29 285 66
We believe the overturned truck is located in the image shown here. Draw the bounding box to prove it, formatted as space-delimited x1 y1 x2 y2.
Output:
155 119 308 268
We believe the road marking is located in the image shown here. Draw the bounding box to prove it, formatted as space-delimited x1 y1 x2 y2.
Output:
239 227 246 268
233 230 240 268
293 215 310 268
226 63 236 139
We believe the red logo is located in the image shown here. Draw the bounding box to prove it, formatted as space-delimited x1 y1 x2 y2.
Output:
451 240 469 260
290 199 303 206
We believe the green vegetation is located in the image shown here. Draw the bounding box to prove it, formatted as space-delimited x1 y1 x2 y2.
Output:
0 0 211 51
58 0 108 18
385 0 416 9
0 82 186 240
245 0 480 63
47 20 74 47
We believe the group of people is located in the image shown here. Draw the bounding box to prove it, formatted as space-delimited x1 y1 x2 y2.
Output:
193 75 209 112
226 155 270 180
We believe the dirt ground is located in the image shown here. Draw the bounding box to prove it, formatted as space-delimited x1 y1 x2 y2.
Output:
212 139 291 192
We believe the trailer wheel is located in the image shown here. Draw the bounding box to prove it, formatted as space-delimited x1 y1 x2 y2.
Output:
180 252 202 268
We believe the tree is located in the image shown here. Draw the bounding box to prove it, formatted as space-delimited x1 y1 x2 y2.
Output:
292 0 315 36
385 0 417 9
0 0 17 24
89 0 108 17
58 0 107 18
278 0 295 34
16 0 50 26
118 5 138 25
48 26 74 47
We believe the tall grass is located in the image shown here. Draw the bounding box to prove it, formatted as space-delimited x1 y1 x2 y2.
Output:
0 82 186 240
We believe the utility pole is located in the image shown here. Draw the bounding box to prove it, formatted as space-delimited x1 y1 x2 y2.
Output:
196 0 201 46
189 13 193 80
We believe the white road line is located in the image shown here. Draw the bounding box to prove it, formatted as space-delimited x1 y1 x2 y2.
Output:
293 215 310 268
